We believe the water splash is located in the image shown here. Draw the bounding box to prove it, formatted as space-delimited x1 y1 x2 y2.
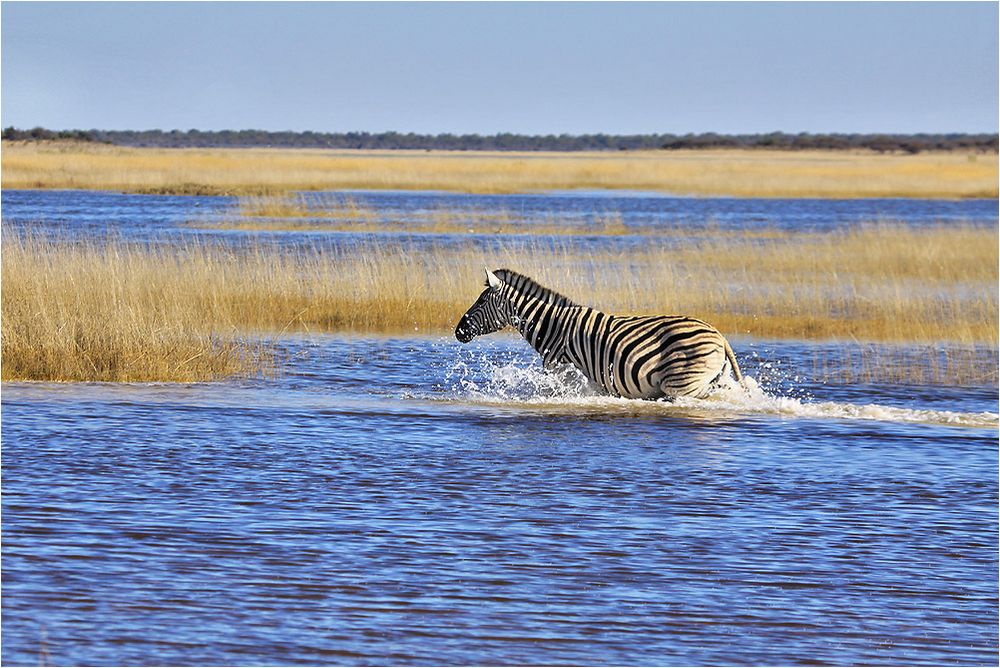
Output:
442 348 999 429
679 376 998 429
445 346 598 402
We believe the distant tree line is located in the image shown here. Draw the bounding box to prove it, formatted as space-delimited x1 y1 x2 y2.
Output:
3 126 997 153
2 127 104 143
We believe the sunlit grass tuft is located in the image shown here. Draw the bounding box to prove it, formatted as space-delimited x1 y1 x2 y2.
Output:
1 233 273 382
236 193 379 223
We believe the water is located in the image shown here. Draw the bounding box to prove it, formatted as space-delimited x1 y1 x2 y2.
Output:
3 188 996 248
2 189 998 665
3 336 997 666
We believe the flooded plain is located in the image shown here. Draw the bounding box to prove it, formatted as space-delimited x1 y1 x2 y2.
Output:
2 189 998 665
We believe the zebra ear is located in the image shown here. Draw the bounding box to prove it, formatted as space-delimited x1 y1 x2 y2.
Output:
485 267 502 291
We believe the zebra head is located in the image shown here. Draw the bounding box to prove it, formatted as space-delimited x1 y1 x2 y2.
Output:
455 268 511 343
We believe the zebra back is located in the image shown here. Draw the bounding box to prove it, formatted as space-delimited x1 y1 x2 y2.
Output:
492 269 579 307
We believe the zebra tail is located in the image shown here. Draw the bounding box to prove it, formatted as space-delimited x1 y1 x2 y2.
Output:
724 340 743 383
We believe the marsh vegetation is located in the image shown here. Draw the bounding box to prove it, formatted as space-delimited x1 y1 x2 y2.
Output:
206 193 635 236
3 221 995 384
1 232 272 382
3 142 996 198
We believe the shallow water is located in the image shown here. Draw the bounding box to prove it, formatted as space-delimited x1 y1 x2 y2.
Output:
3 188 997 250
3 188 998 664
3 335 998 666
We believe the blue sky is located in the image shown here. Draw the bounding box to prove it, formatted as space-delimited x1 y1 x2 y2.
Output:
2 1 997 134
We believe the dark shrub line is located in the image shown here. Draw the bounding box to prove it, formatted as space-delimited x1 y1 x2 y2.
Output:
4 126 997 153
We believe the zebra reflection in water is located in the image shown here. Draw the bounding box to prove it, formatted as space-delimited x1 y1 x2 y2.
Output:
456 268 742 400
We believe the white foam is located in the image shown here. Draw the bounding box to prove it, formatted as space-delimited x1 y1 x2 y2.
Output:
444 356 999 429
675 376 999 429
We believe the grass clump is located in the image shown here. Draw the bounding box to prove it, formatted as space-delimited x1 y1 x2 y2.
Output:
1 233 271 382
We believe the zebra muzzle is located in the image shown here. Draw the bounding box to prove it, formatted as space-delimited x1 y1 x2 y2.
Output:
455 323 474 343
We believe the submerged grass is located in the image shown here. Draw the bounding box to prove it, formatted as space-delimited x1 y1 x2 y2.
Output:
2 224 996 383
202 193 647 236
3 142 996 198
808 344 998 387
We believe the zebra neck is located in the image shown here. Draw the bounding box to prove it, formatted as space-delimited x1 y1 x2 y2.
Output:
507 290 578 366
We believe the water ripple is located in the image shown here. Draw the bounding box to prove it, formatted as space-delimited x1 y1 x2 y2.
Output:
3 335 997 666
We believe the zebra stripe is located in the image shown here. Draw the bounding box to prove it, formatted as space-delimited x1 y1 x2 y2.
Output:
455 268 742 400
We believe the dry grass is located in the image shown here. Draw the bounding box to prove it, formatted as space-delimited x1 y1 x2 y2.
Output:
2 223 995 382
3 141 996 198
482 225 999 345
1 233 273 382
236 193 380 223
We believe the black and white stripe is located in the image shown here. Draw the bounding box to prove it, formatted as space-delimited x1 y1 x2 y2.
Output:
455 268 742 400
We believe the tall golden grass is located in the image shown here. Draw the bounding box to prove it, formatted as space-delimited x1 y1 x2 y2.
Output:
1 233 272 382
2 224 996 382
3 141 996 198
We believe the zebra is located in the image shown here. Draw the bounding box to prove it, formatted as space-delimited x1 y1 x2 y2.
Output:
455 268 742 400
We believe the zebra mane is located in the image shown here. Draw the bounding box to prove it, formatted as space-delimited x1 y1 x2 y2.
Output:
492 269 579 307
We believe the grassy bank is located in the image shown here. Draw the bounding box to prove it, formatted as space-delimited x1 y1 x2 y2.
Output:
3 141 996 198
2 224 996 382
